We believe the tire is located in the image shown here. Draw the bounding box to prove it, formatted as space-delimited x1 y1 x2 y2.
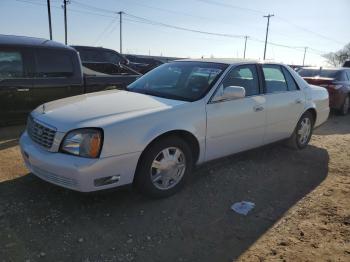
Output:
134 136 193 198
339 96 349 116
287 111 314 150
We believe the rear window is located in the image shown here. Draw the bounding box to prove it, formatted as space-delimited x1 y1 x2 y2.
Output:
0 50 23 78
298 69 340 79
35 50 73 77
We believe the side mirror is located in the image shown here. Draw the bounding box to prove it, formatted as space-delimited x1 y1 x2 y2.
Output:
212 85 245 102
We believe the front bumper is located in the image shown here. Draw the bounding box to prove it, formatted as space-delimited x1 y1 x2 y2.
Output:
19 131 141 192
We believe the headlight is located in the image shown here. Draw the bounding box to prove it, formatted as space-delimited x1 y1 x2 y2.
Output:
60 128 103 158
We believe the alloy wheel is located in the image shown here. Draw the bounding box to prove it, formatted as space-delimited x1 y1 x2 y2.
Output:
150 147 186 190
298 117 312 145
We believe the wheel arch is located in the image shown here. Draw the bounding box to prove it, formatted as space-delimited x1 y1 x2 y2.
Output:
133 129 201 183
304 107 317 126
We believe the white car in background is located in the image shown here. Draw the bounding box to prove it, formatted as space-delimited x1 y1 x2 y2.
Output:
20 59 329 198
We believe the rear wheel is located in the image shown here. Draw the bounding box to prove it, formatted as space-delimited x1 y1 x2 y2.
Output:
134 136 193 198
287 111 314 150
339 96 349 116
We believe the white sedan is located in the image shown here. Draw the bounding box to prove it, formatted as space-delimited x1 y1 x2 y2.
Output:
20 59 329 197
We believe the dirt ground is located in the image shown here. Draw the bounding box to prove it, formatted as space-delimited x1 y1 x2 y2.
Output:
0 114 349 262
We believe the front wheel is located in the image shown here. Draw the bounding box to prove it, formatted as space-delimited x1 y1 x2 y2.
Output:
134 136 193 198
287 111 314 150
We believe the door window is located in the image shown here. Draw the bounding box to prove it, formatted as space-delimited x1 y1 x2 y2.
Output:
35 50 73 77
78 49 104 62
262 65 288 93
221 65 259 96
103 51 125 64
0 51 23 78
282 67 299 91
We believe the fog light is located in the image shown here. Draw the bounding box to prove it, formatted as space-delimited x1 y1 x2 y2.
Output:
94 175 120 187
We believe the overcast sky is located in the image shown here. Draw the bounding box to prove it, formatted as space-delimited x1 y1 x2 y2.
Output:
1 0 349 66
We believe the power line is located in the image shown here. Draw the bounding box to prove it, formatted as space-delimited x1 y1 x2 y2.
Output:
195 0 345 46
196 0 264 15
119 0 215 21
124 12 246 39
93 15 119 45
10 0 330 57
71 0 116 14
275 16 346 46
13 0 117 18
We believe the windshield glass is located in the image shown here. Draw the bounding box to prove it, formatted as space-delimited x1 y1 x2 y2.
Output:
298 68 340 79
127 62 228 101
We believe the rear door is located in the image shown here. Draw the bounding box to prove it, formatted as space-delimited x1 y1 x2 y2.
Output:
205 64 266 161
261 64 305 144
0 47 33 124
30 48 83 109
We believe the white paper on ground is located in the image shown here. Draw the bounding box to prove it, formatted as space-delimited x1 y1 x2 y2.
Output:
231 201 255 215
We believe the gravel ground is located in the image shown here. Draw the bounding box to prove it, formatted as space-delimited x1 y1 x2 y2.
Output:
0 114 349 262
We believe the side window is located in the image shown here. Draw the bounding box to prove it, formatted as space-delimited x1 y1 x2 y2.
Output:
282 67 299 91
346 71 350 81
262 65 288 93
103 51 124 64
35 50 73 77
221 65 259 96
79 49 104 62
0 50 24 78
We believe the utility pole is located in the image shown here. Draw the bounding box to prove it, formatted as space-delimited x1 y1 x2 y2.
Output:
263 14 274 60
118 11 124 54
302 47 308 66
47 0 53 40
243 36 248 59
63 0 69 45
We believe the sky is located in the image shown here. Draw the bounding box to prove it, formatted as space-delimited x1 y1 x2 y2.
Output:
1 0 349 66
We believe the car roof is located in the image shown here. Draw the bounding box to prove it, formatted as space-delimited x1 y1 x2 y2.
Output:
0 34 74 50
174 58 291 66
71 45 118 52
177 58 257 65
299 67 343 71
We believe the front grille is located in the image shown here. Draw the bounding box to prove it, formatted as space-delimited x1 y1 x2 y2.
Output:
27 116 56 149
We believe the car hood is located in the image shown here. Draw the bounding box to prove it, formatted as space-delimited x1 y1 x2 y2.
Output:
32 90 187 132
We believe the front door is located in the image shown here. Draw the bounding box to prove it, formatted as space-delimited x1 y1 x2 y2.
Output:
0 48 33 124
205 64 266 161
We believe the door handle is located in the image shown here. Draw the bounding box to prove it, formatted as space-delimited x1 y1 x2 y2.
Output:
253 105 264 112
295 99 303 104
17 88 29 92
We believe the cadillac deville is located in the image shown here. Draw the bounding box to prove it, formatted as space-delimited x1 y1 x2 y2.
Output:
20 59 329 198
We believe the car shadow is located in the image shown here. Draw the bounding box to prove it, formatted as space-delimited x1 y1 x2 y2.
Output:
0 143 329 262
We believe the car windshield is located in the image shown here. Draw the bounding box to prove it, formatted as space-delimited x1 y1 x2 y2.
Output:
298 68 340 79
127 61 228 101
